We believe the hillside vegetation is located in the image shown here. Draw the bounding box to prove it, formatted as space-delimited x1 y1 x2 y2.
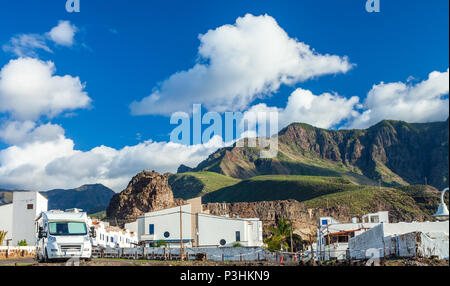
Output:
202 175 365 203
169 171 241 200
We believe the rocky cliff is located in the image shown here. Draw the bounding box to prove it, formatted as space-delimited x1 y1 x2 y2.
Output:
106 171 184 222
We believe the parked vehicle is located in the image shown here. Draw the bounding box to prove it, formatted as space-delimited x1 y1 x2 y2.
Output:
35 209 95 262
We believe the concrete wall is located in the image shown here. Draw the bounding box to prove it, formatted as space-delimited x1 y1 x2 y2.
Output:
349 222 450 260
383 221 449 236
0 246 35 259
0 204 13 246
12 192 48 246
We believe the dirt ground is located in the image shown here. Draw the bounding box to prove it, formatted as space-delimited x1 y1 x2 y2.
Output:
1 257 448 267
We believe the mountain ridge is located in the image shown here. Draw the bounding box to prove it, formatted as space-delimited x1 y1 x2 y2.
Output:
186 119 449 190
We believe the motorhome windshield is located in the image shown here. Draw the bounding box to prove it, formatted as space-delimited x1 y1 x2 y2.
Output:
48 222 87 236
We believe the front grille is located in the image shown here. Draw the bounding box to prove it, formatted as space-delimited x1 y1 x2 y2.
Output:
60 245 82 252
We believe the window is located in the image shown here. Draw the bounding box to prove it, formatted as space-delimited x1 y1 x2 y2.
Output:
370 216 379 223
321 219 328 226
149 224 155 235
236 231 241 242
111 237 114 243
48 222 87 236
27 204 33 210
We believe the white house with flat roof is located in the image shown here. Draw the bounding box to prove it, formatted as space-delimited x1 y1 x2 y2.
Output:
125 197 263 248
91 219 138 248
0 192 48 246
316 211 389 261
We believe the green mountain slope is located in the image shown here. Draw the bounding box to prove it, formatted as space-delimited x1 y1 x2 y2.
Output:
202 175 365 203
189 119 449 189
169 171 241 200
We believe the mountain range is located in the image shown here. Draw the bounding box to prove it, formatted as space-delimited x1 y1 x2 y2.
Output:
0 184 115 214
179 119 449 190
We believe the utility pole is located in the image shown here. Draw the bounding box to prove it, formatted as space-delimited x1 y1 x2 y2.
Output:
309 234 315 266
180 205 184 261
290 220 294 255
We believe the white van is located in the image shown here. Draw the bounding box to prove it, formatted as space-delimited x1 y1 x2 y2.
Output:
35 209 95 262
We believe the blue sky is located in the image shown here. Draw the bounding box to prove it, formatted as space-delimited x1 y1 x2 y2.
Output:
0 0 448 191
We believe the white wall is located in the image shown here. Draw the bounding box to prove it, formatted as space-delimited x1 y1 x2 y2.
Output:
349 221 450 260
383 221 449 236
12 192 48 246
0 204 13 246
141 204 192 246
198 214 249 247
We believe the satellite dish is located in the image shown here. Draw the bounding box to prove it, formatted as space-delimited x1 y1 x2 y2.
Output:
433 188 449 221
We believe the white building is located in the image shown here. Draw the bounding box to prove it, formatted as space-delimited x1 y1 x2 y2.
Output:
349 221 449 260
316 211 389 261
0 192 48 246
0 204 13 246
91 219 138 248
125 197 263 248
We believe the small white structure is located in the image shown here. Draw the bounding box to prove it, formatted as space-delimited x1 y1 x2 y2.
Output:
91 220 138 248
125 197 263 248
0 192 48 246
349 221 449 260
316 211 389 261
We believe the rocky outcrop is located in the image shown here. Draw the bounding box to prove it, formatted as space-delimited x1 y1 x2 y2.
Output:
106 171 184 222
204 200 354 239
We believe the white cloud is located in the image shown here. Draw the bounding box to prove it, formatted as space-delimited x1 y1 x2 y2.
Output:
0 121 65 145
47 20 78 47
2 34 52 57
348 69 449 129
0 127 226 192
243 88 360 134
0 58 91 120
2 21 78 57
130 13 353 116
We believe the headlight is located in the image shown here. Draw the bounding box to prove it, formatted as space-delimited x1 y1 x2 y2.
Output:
48 236 56 242
84 236 91 242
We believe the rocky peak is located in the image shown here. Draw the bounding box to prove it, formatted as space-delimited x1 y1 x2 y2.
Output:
106 171 183 223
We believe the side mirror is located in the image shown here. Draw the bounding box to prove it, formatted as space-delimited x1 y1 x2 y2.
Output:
90 227 96 238
38 226 47 239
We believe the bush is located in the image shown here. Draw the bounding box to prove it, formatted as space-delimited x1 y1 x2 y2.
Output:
232 242 243 248
17 239 28 246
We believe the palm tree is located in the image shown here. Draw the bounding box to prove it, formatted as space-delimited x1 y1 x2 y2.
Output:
0 231 7 246
264 218 292 251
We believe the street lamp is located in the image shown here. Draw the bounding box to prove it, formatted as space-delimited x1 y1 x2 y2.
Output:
433 188 449 221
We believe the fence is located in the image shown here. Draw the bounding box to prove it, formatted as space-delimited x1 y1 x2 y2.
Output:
92 246 305 263
0 246 35 259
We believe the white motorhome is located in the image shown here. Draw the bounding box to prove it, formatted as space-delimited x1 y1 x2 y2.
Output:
35 209 95 262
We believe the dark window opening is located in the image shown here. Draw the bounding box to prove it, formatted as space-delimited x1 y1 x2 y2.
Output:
149 224 155 235
236 231 241 242
27 204 33 210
